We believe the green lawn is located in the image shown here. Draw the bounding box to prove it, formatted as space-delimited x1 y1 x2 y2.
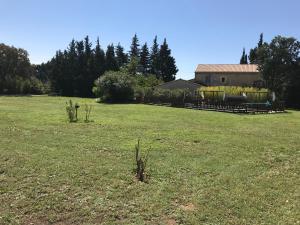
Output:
0 96 299 225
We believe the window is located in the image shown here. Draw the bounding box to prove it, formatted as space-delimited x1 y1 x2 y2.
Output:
221 77 226 83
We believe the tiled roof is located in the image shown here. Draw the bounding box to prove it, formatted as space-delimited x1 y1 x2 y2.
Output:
195 64 259 73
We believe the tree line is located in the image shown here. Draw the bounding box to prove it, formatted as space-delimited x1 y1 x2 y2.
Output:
0 43 48 94
239 34 300 108
38 34 178 97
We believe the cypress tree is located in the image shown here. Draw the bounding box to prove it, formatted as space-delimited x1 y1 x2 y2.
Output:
140 42 150 74
249 33 264 64
244 53 248 64
258 33 264 47
249 48 258 64
158 38 178 81
240 48 248 64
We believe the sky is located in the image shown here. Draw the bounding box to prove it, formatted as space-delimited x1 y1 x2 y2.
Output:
1 0 299 79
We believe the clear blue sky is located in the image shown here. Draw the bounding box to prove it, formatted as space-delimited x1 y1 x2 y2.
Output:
1 0 299 79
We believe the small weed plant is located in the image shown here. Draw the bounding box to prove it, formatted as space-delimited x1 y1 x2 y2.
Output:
84 104 93 122
66 100 79 122
135 139 150 182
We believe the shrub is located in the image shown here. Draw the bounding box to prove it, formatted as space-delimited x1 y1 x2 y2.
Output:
1 75 48 95
93 71 135 102
66 100 79 122
143 87 154 103
134 86 145 103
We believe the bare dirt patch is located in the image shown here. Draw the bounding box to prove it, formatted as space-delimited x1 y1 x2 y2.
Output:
179 203 196 211
165 218 177 225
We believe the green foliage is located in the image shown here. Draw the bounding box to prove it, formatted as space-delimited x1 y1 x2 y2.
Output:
247 34 300 107
249 33 264 64
93 71 136 102
34 35 177 97
240 48 248 64
150 36 160 76
199 86 269 102
0 43 47 95
157 39 178 82
115 43 128 68
129 34 140 59
94 37 106 76
41 36 108 97
126 56 140 75
257 36 300 102
105 44 119 71
135 139 150 182
135 74 163 88
65 100 79 122
134 86 145 103
140 43 151 73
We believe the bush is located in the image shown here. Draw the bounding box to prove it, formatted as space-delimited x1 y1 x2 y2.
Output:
1 75 48 95
93 71 135 102
134 86 145 103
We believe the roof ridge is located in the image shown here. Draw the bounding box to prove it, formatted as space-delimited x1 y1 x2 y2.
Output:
197 64 258 65
195 64 259 73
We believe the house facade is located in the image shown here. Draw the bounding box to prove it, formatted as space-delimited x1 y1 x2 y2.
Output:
195 64 263 87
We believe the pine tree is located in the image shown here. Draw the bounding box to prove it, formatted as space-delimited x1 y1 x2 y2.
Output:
129 34 140 60
84 36 92 58
150 36 160 76
94 37 106 76
115 43 128 68
74 40 85 96
105 44 119 71
65 39 77 95
140 42 150 74
158 38 178 81
82 36 94 96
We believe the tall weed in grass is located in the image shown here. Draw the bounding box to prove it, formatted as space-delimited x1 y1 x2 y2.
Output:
135 139 150 182
84 104 93 122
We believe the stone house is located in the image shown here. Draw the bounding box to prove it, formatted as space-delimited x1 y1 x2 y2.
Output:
195 64 263 87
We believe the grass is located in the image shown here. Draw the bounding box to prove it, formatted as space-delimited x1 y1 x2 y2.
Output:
0 96 299 225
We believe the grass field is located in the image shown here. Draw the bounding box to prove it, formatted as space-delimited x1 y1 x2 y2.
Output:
0 96 299 225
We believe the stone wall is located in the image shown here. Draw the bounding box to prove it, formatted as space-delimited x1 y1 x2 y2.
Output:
195 72 262 86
